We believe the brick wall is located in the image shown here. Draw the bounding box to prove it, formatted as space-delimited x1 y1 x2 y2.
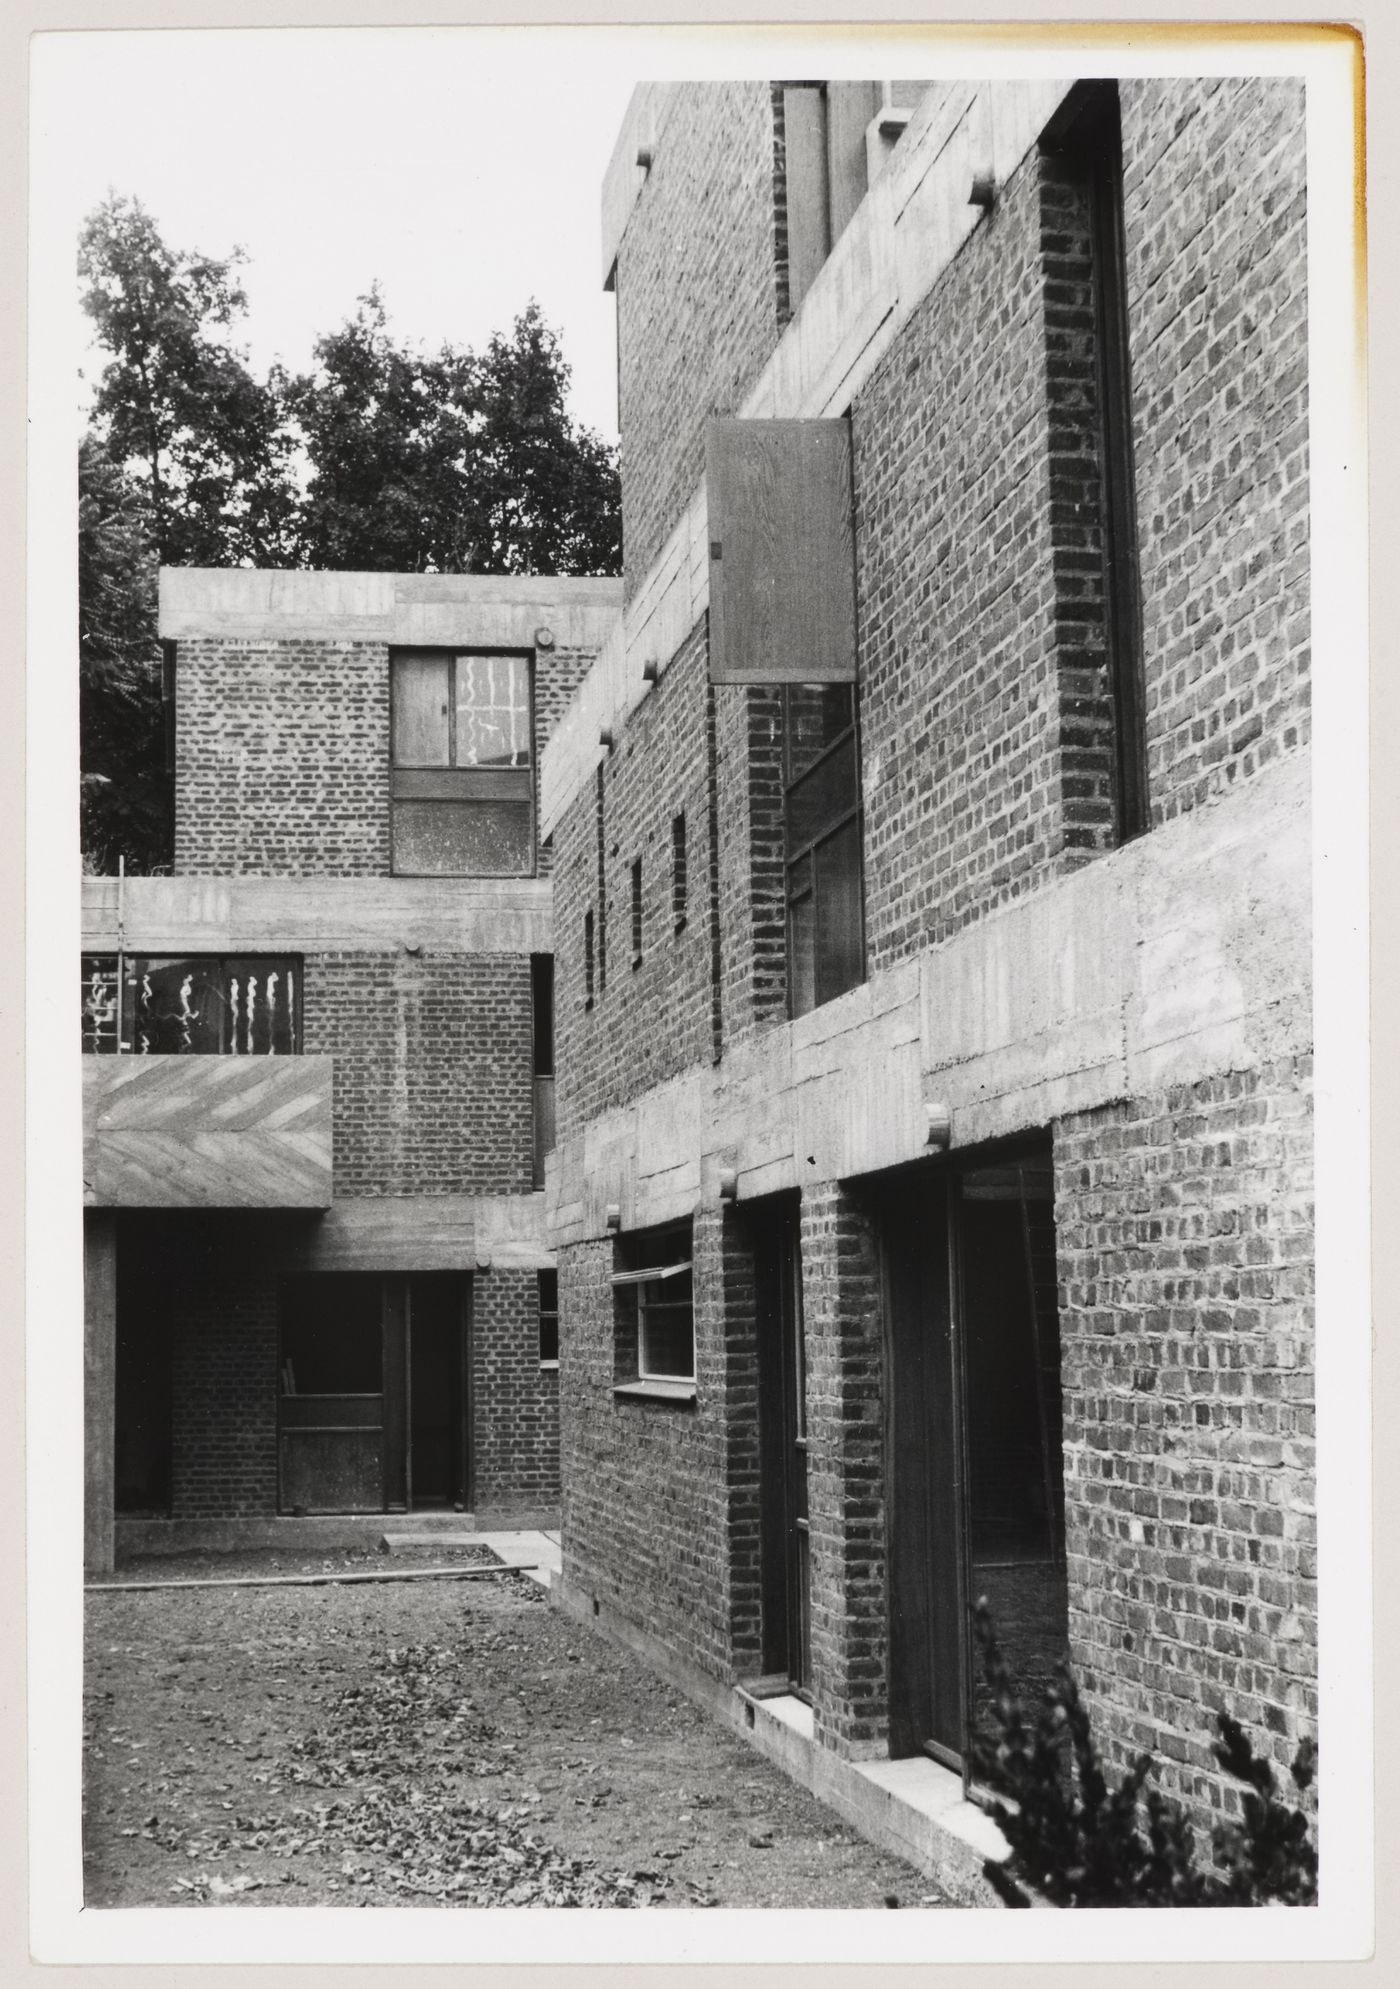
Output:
552 627 717 1142
854 149 1068 974
176 635 597 878
1056 1056 1316 1822
800 1185 890 1759
176 638 391 876
1121 79 1310 826
616 84 781 601
558 1210 759 1680
472 1269 561 1514
302 951 533 1196
165 1222 279 1519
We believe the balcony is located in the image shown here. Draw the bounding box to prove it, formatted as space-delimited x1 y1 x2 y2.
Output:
83 1054 333 1209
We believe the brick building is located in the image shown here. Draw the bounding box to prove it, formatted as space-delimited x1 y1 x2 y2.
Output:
540 77 1313 1880
82 569 621 1569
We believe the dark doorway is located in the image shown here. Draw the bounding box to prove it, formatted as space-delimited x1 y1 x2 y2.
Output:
406 1274 468 1510
880 1140 1068 1778
753 1200 811 1696
114 1254 172 1515
278 1273 471 1514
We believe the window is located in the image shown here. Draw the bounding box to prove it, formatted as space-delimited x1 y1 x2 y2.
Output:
537 1270 560 1367
390 649 534 875
613 1223 695 1395
630 857 644 968
782 684 865 1016
583 909 596 1009
779 83 930 315
531 955 555 1188
81 955 301 1055
671 812 688 929
1042 82 1147 845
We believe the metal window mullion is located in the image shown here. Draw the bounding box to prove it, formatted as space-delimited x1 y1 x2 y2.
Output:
785 797 861 871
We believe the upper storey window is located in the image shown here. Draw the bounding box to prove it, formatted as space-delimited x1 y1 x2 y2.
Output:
780 82 929 316
390 649 534 875
81 955 301 1055
783 685 864 1017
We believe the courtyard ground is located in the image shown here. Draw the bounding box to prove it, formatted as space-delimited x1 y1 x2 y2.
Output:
83 1543 949 1910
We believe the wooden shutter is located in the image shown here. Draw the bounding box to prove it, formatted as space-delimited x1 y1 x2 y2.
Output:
707 418 858 685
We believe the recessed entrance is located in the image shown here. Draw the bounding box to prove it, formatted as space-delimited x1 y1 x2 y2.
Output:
880 1139 1068 1776
278 1273 471 1514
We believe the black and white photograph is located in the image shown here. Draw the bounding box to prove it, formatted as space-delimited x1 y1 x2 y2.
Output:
19 12 1371 1974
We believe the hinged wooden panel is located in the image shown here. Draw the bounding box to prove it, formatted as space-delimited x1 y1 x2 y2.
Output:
707 419 858 685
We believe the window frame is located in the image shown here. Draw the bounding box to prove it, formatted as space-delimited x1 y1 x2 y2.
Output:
389 646 537 878
612 1223 696 1399
781 684 866 1019
537 1269 560 1369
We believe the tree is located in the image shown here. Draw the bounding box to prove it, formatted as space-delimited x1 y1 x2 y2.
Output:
289 296 621 576
79 194 298 566
78 437 169 871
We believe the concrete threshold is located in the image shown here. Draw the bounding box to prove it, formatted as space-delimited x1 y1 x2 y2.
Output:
113 1510 561 1559
86 1561 539 1595
552 1572 1006 1904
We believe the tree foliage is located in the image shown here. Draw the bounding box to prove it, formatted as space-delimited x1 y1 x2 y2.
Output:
289 291 621 576
79 195 298 567
78 436 169 873
76 197 621 871
971 1601 1319 1909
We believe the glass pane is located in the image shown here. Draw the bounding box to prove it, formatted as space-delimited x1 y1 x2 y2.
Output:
392 799 532 876
280 1275 383 1395
127 958 227 1054
788 886 816 1019
961 1162 1069 1760
225 958 298 1054
786 733 857 858
784 683 855 783
813 815 865 1006
81 957 121 1052
392 653 451 767
639 1275 694 1378
456 653 531 769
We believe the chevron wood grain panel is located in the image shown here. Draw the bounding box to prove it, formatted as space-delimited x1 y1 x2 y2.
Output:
83 1055 333 1209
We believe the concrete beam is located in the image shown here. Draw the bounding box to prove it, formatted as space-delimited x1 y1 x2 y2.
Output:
82 874 554 957
159 568 622 650
547 752 1311 1243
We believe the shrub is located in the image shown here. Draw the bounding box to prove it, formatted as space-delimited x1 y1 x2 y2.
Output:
971 1601 1317 1908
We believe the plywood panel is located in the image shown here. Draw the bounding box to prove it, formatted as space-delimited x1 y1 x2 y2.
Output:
707 419 857 685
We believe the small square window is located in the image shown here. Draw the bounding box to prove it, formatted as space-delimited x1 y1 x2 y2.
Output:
612 1224 695 1395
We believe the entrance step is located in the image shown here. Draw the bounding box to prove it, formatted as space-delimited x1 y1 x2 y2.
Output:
380 1530 482 1553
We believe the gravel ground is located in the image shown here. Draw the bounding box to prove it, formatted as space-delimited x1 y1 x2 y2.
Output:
84 1545 949 1910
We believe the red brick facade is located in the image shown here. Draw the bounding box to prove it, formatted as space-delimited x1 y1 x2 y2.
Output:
97 583 614 1540
548 75 1315 1843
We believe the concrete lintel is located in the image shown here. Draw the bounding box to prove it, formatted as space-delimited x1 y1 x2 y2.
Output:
159 567 621 649
82 874 554 957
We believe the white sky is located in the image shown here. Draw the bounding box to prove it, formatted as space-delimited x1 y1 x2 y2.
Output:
40 28 637 441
